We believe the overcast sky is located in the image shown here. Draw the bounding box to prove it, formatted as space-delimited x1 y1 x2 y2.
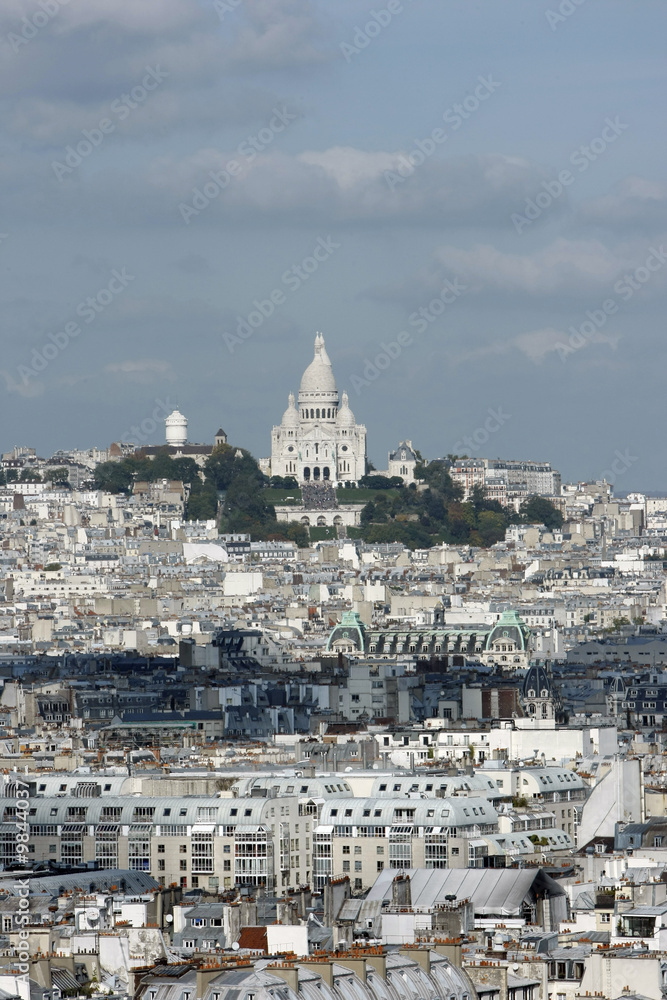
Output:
1 0 666 488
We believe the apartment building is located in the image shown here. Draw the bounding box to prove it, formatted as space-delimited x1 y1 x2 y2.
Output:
313 796 499 890
26 793 312 891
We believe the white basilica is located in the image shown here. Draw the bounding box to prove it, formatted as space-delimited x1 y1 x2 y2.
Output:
266 334 367 484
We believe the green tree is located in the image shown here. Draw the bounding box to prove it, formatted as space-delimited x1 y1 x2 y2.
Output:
93 461 134 494
476 510 507 547
185 480 218 520
48 467 70 486
205 444 264 490
414 459 463 501
519 495 564 530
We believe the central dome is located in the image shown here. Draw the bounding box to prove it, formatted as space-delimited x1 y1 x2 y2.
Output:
298 333 338 400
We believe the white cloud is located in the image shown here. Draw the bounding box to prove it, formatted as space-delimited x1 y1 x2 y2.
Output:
434 239 632 296
579 175 667 233
453 326 620 367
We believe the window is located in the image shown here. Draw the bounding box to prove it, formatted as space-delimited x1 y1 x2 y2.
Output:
355 861 362 871
377 861 384 871
180 844 187 854
342 845 350 855
158 845 165 854
342 861 350 872
180 860 187 871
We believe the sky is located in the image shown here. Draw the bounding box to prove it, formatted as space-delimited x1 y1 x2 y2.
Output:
1 0 666 489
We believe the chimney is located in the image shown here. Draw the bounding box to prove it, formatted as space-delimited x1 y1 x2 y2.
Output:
268 966 299 993
196 968 223 999
432 942 462 968
365 953 387 979
298 961 334 987
334 958 367 983
392 873 411 908
399 948 429 975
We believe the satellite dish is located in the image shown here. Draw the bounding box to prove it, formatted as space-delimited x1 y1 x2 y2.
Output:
165 914 173 923
232 942 240 951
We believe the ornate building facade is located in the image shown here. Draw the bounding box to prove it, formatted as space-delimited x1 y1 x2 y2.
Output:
327 608 531 671
268 334 367 483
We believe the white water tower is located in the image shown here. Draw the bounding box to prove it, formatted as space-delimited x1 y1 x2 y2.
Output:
165 409 188 447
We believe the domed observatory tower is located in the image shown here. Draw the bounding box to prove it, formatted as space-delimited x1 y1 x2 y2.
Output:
165 409 188 447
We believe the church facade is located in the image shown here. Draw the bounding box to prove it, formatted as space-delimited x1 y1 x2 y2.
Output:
267 333 367 484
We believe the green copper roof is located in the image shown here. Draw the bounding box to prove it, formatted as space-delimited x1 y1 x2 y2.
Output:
484 609 530 651
326 610 367 651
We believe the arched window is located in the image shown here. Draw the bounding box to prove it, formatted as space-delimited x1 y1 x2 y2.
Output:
528 703 535 714
316 408 320 418
310 408 314 419
327 408 331 418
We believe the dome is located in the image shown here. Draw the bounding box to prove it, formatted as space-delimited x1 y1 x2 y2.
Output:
484 608 529 651
165 409 188 447
336 390 356 427
523 663 551 699
281 391 299 428
299 332 338 400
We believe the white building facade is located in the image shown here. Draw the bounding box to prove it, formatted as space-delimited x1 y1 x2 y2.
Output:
268 334 367 484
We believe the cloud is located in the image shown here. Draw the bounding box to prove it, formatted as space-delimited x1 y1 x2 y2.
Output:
433 239 635 297
453 326 620 367
0 368 45 397
578 176 667 234
104 358 176 382
133 148 546 229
